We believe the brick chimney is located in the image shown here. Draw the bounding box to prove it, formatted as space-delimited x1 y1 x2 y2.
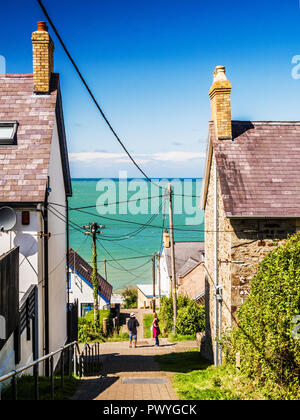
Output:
209 66 232 140
32 22 54 94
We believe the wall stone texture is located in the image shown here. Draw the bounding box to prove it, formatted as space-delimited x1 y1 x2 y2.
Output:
203 154 296 362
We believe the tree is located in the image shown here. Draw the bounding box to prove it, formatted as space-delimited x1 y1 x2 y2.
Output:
122 287 138 309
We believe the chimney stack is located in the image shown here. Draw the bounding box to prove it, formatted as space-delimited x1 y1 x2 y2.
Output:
209 66 232 140
32 21 54 94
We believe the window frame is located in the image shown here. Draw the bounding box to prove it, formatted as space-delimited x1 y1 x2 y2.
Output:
0 121 18 145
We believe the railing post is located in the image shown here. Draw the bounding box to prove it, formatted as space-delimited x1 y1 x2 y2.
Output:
68 346 72 379
73 345 77 377
11 374 17 401
92 345 94 375
50 356 54 400
34 364 39 400
61 349 64 392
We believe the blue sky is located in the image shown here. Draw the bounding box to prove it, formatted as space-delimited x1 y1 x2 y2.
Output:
1 0 300 178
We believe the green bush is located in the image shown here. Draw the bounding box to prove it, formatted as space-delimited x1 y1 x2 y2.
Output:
160 295 205 335
78 309 112 343
176 302 205 335
224 233 300 399
122 287 138 309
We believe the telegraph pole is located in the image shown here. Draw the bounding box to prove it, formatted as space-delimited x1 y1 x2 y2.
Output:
152 253 156 313
83 222 105 325
157 252 161 307
104 259 107 282
168 183 177 333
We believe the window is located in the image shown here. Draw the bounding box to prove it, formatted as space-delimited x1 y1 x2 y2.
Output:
81 303 93 317
0 121 18 145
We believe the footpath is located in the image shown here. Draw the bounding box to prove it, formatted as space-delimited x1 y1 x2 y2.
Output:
72 309 197 400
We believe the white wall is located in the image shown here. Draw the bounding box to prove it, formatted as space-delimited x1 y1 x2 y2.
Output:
47 118 68 359
159 249 171 297
69 271 108 316
0 210 41 301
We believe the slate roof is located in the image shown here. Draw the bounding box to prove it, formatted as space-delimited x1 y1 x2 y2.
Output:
0 74 71 203
69 248 112 303
210 121 300 217
164 241 204 280
177 257 202 278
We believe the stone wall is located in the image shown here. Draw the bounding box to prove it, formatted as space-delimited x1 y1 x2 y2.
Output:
229 218 296 318
204 154 297 362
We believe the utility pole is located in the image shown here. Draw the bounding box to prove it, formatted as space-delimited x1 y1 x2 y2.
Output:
104 259 107 282
157 252 161 307
152 253 156 313
168 183 177 333
83 222 105 325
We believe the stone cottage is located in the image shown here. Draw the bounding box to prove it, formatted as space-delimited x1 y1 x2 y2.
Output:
200 65 300 365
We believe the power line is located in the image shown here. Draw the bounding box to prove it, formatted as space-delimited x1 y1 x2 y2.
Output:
48 191 201 211
36 0 166 191
106 258 153 273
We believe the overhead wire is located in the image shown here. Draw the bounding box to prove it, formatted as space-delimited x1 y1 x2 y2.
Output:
36 0 168 193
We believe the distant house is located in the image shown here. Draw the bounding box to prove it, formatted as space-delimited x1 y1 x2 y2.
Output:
136 284 166 309
178 258 205 304
68 248 113 317
0 22 72 370
159 241 205 298
200 65 300 365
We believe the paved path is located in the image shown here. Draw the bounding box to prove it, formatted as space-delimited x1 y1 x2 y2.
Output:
72 310 197 401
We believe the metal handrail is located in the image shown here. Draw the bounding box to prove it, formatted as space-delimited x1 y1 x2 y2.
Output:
0 341 78 384
0 339 102 400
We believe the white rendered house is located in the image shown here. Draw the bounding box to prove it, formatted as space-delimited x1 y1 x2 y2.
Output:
0 22 72 374
68 248 112 317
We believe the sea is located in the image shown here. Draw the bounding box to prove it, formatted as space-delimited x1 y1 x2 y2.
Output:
68 178 204 291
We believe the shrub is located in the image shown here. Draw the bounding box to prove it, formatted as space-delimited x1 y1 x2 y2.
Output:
176 302 205 335
160 295 205 335
224 233 300 399
122 286 138 309
78 309 112 342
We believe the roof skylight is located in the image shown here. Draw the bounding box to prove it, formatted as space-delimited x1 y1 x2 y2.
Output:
0 121 18 145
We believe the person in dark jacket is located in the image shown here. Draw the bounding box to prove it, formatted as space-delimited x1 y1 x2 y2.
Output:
127 312 139 348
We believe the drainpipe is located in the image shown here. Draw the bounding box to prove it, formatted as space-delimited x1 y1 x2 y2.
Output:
214 161 219 367
43 183 50 376
66 197 70 342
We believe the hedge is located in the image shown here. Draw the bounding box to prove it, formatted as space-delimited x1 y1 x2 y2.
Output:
224 233 300 399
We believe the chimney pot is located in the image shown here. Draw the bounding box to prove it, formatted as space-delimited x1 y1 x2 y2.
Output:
37 21 48 32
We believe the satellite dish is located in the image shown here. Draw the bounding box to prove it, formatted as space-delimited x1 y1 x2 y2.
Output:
0 207 17 232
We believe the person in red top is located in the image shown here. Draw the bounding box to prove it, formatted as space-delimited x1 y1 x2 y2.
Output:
152 312 161 347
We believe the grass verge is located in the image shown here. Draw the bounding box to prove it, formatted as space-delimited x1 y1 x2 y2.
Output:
1 375 81 400
155 350 265 400
168 333 196 342
143 314 153 338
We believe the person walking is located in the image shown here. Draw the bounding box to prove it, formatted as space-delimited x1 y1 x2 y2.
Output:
127 312 139 348
152 312 161 347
